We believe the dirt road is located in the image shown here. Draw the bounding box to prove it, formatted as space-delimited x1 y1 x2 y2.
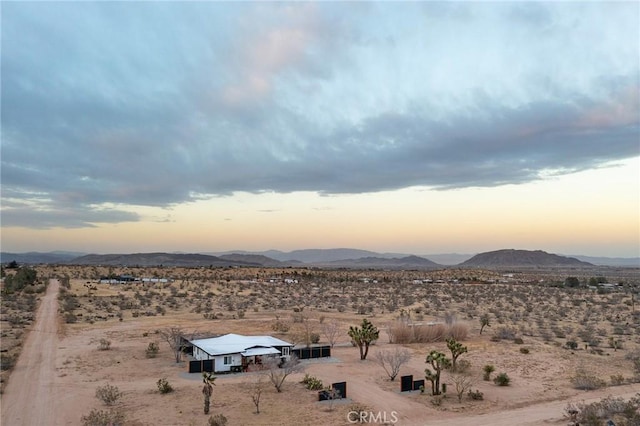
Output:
1 279 60 425
424 383 640 426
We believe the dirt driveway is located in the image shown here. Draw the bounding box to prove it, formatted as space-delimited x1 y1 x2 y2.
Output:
1 279 60 426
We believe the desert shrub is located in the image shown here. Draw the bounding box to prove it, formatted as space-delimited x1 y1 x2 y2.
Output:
145 342 159 358
95 384 122 406
468 389 484 400
482 364 495 381
447 323 469 341
566 394 640 426
491 327 517 341
156 378 173 394
566 340 578 350
570 369 606 390
493 372 510 386
347 403 370 423
310 332 321 344
97 338 111 351
513 337 524 345
300 374 324 390
454 359 472 374
387 321 468 344
610 374 625 386
207 414 228 426
271 319 290 333
80 409 125 426
519 347 530 354
1 354 16 371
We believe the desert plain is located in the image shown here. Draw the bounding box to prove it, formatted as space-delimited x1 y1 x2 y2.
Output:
1 264 639 425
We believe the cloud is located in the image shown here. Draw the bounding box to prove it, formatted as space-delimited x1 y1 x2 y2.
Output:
1 2 638 228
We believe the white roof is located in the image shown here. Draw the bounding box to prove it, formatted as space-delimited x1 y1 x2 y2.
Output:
242 347 281 357
190 333 292 356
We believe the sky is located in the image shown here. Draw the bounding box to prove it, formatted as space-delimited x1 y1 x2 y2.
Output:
1 1 639 258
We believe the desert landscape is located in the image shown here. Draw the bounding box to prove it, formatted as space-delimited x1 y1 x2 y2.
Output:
1 259 639 426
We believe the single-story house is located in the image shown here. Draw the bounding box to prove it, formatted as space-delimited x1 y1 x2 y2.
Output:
189 333 293 373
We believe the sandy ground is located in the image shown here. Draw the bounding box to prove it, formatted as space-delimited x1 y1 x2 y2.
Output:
2 279 60 425
1 277 639 425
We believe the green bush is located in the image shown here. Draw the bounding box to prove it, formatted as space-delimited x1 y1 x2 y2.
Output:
493 372 510 386
482 364 495 381
301 373 324 390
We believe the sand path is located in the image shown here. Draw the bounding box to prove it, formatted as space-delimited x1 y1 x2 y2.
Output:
1 279 60 425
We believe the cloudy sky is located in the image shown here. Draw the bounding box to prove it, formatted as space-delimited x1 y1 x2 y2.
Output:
1 1 639 257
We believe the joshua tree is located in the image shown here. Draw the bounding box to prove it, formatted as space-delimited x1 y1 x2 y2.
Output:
479 313 491 335
446 337 468 372
425 350 450 395
483 364 495 381
202 372 217 414
348 318 379 360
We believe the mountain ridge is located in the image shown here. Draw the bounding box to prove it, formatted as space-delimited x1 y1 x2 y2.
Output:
2 248 635 268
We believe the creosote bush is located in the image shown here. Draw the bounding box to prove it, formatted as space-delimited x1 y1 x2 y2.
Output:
80 408 125 426
95 383 122 406
156 377 173 394
570 369 606 390
207 413 228 426
145 342 159 358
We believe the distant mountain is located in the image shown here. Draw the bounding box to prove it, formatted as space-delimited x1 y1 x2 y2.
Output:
218 253 289 267
68 252 264 267
317 255 441 269
212 248 408 263
422 253 474 265
459 249 593 267
569 255 640 267
0 251 82 264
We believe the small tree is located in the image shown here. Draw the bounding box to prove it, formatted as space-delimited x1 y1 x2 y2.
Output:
264 355 303 392
446 337 468 372
160 326 184 363
249 374 267 414
348 319 379 360
479 313 490 335
321 320 340 348
202 372 217 414
374 347 411 381
425 351 450 395
451 372 475 402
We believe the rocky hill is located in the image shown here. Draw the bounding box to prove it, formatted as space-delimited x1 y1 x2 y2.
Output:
459 249 593 267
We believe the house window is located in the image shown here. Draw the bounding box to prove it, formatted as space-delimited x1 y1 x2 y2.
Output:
224 356 232 365
281 347 290 356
